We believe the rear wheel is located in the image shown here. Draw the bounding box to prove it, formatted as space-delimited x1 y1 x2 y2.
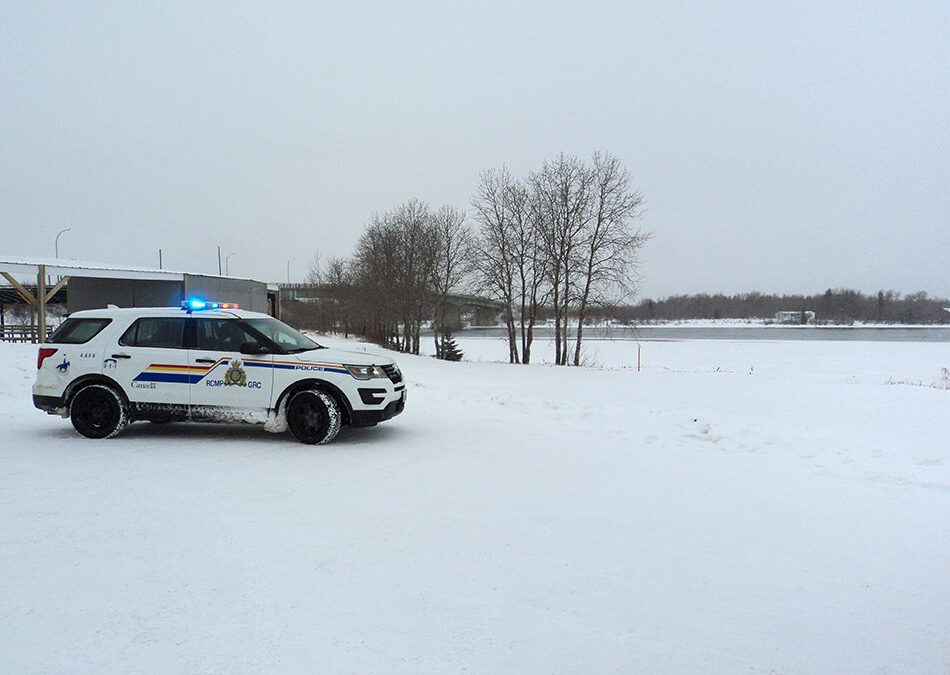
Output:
286 389 341 445
70 384 129 439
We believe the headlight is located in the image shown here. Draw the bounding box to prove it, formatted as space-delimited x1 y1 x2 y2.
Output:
345 364 388 380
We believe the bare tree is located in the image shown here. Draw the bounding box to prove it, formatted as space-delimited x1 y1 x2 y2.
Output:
472 167 521 363
431 205 472 358
305 253 322 285
395 199 440 354
572 152 648 365
349 199 441 354
333 200 456 353
510 179 548 364
318 256 355 337
352 214 401 347
530 154 593 365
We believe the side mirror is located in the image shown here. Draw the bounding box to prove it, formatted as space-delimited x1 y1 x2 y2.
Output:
240 341 265 355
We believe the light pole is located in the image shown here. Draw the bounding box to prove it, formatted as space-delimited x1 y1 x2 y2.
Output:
54 228 72 258
225 252 237 276
286 257 296 284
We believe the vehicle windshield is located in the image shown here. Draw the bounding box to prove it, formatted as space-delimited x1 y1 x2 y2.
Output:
242 318 322 353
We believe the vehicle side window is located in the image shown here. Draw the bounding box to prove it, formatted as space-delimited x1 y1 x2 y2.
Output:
48 318 112 344
119 318 187 349
196 319 261 352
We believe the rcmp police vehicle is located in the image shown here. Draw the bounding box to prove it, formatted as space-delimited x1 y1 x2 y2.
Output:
32 300 406 444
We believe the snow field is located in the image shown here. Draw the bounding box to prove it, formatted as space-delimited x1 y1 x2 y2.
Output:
1 337 948 674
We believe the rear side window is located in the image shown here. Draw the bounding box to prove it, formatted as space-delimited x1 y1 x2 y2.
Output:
119 318 187 349
48 318 111 344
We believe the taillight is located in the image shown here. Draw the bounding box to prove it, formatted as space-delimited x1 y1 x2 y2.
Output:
37 348 58 369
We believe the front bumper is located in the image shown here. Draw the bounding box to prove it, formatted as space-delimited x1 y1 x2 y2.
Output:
349 392 406 428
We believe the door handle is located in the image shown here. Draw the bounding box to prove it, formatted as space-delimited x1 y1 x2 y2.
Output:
195 358 217 364
111 353 132 359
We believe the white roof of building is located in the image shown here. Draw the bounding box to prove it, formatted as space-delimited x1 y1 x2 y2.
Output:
1 255 183 281
0 255 264 283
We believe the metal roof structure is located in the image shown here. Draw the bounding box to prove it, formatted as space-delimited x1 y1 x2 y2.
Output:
3 255 194 281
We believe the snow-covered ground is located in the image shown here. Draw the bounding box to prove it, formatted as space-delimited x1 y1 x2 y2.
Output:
1 336 947 674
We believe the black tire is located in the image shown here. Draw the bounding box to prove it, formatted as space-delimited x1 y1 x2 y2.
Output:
70 384 130 439
286 389 341 445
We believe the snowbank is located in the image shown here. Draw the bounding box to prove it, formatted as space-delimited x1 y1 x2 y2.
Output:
1 337 947 673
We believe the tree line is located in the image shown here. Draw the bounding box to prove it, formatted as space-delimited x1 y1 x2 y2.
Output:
283 152 650 364
617 289 950 324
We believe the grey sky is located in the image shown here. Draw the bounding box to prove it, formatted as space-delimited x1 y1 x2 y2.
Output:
2 2 947 300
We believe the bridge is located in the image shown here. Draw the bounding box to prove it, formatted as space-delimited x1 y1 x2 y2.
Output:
279 284 504 326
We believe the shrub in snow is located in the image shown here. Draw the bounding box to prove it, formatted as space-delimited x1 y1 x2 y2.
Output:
436 330 464 362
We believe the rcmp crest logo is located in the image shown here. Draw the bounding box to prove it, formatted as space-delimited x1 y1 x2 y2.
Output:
223 359 247 387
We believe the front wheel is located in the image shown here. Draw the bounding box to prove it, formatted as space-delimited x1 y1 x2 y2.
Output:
70 384 130 439
286 389 341 445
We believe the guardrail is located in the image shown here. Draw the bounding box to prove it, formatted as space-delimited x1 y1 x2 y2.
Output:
0 325 53 343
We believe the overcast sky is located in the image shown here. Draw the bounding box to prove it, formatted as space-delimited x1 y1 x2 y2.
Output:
1 2 947 299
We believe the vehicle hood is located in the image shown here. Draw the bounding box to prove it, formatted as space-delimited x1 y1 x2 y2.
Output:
290 348 396 368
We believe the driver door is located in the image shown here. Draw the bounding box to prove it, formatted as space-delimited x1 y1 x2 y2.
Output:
189 318 274 420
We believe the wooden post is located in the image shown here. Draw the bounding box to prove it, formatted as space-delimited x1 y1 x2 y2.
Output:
37 265 46 343
45 275 70 303
637 344 641 372
1 269 66 343
1 272 38 308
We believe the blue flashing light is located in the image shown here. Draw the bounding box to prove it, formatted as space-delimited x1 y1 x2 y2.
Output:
188 298 207 310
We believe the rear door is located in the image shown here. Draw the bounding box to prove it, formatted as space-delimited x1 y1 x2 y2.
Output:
189 317 274 419
110 316 193 413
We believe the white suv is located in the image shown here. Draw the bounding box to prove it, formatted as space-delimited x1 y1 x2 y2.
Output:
32 303 405 444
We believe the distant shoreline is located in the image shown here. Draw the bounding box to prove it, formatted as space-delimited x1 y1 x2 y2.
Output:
452 323 950 343
461 320 950 330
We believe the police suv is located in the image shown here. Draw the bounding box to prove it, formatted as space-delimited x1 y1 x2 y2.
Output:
32 300 405 444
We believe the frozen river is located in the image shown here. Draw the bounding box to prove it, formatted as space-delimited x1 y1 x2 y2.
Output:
456 324 950 342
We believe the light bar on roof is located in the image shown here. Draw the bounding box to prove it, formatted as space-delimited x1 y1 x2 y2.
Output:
182 298 240 312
